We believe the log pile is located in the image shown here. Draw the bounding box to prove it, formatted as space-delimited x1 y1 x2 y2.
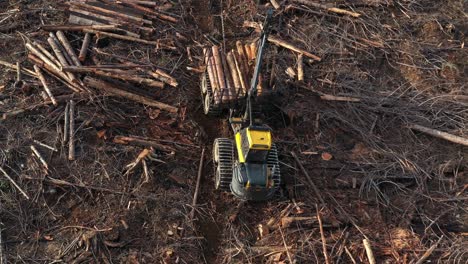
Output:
65 0 178 39
24 28 178 113
204 40 268 105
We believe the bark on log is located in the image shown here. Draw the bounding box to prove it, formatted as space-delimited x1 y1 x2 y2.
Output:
34 65 58 106
0 60 36 77
245 43 253 62
68 100 75 161
79 33 92 62
291 151 326 206
69 8 152 35
148 69 178 87
33 42 61 68
69 2 152 25
49 33 74 66
363 239 376 264
118 1 178 23
232 50 248 94
236 41 250 78
221 52 234 101
206 55 217 91
15 62 21 86
212 45 227 102
28 54 82 93
268 36 322 61
226 51 242 97
56 31 82 67
0 167 30 200
409 124 468 147
113 136 175 152
83 69 164 88
297 53 304 81
25 43 74 86
270 0 281 9
224 246 292 254
63 102 70 143
83 29 164 46
250 41 258 61
42 24 118 31
84 77 177 113
209 56 222 104
290 0 361 17
189 147 205 221
63 65 151 71
47 37 77 82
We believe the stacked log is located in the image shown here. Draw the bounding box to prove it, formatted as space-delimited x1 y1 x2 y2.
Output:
24 28 179 113
203 40 268 104
38 1 178 49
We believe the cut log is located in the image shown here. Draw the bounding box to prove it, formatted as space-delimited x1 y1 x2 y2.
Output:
84 77 177 113
68 100 75 161
226 52 241 98
68 2 152 25
281 216 317 228
297 53 304 81
28 54 82 93
236 41 250 79
49 33 74 66
0 167 30 200
0 59 36 77
42 24 118 31
118 1 178 23
221 52 234 101
189 147 205 221
25 43 74 86
15 62 21 87
290 0 361 17
209 56 222 104
270 0 281 9
31 145 49 170
148 69 178 87
286 67 296 78
69 8 151 35
212 45 228 102
79 33 92 62
63 102 70 144
245 43 253 62
268 36 322 61
291 151 326 206
34 65 57 106
33 41 61 68
206 55 217 90
232 50 248 94
113 136 175 152
250 41 258 61
225 246 292 254
76 68 164 88
56 31 82 67
63 65 151 71
47 37 77 82
409 124 468 147
83 29 164 46
363 239 376 264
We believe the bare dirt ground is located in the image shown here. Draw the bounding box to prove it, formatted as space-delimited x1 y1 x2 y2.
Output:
0 0 467 263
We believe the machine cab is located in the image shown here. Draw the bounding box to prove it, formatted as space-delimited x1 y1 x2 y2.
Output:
235 126 272 163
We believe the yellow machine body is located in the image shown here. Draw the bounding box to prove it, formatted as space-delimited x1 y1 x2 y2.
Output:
235 127 272 163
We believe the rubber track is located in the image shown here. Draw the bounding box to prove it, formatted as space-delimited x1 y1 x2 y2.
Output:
214 138 233 191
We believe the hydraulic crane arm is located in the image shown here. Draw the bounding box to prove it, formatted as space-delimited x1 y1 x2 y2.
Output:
245 9 273 126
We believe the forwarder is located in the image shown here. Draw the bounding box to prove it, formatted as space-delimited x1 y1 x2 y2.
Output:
200 10 281 201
